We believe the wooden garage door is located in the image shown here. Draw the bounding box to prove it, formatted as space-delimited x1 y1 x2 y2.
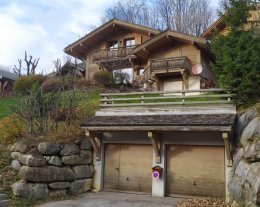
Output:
104 144 152 193
167 145 225 197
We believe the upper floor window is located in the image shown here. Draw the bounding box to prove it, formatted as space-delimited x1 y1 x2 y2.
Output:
124 38 135 48
107 41 119 51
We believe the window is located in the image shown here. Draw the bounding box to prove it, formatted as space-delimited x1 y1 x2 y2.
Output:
107 41 119 51
124 38 135 48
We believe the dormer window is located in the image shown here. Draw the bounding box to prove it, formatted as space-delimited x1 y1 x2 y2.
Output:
124 38 135 48
107 41 119 51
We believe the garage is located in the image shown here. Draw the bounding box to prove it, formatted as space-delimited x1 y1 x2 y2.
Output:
104 144 153 193
166 145 225 197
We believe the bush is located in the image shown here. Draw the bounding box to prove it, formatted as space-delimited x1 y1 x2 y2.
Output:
41 78 63 93
76 99 99 121
0 116 27 144
14 75 46 95
93 70 112 86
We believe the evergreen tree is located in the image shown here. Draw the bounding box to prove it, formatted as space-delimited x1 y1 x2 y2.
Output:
211 0 260 104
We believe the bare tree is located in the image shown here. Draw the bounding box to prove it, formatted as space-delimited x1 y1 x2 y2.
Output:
13 59 22 77
24 51 40 75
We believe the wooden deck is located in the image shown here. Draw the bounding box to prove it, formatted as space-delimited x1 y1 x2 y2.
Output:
99 89 234 108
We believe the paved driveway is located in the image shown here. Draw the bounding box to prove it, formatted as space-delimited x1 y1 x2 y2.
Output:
38 192 183 207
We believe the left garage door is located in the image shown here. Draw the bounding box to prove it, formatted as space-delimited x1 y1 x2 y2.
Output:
104 144 153 193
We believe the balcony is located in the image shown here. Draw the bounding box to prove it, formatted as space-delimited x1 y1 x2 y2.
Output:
150 56 192 75
93 46 135 62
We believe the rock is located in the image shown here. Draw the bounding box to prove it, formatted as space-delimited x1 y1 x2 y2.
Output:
11 159 21 171
79 138 93 150
70 179 92 194
240 118 260 147
49 189 67 198
62 150 92 165
72 165 93 179
18 166 76 182
235 160 251 184
48 156 62 166
245 163 260 204
243 142 260 162
49 182 70 189
11 152 22 159
12 182 48 199
229 175 243 202
18 154 46 167
11 142 31 154
44 156 51 162
38 142 61 155
236 109 257 140
60 144 80 156
233 148 244 168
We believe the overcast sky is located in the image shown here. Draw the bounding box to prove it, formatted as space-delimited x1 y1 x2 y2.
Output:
0 0 220 74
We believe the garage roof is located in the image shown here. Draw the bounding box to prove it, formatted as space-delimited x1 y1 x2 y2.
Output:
81 114 236 132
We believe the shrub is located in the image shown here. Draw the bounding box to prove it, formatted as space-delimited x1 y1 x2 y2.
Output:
93 70 112 86
0 116 27 145
14 75 46 95
41 78 63 93
76 99 99 121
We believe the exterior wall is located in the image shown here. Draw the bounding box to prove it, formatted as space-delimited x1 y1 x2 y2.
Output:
85 31 152 80
200 52 216 82
94 131 226 197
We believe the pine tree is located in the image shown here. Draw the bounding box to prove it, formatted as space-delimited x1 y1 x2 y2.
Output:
211 0 260 104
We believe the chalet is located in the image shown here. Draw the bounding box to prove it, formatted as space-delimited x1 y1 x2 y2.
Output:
64 19 237 200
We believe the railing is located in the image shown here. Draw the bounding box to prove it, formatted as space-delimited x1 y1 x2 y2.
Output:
150 56 192 74
93 46 135 62
99 89 234 108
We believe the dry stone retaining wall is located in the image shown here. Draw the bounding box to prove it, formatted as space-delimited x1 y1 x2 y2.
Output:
229 108 260 207
11 139 93 199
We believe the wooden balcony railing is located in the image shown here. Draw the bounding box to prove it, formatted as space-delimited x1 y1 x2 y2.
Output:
93 46 135 62
99 88 235 108
150 56 192 74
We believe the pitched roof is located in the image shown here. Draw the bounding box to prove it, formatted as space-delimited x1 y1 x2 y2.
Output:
200 16 226 39
64 19 160 59
0 70 18 81
132 29 212 58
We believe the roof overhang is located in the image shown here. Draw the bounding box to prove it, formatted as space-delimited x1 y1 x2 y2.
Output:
201 16 226 39
132 30 212 60
64 19 160 60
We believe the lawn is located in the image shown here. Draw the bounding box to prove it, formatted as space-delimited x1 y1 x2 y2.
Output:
0 97 19 119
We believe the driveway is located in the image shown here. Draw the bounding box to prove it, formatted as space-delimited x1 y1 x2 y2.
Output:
38 192 183 207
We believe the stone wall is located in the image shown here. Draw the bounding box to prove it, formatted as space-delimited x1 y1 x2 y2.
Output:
10 139 93 199
229 108 260 207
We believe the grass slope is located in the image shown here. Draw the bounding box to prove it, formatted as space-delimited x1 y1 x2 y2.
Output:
0 97 19 120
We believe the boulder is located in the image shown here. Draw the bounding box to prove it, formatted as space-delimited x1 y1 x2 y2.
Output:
236 109 257 140
79 138 93 150
18 155 46 167
233 148 244 168
60 144 80 156
11 152 22 159
48 156 62 166
11 160 21 171
240 118 260 147
38 142 61 155
12 182 48 199
49 189 67 198
48 182 70 189
72 165 93 179
18 166 76 182
243 141 260 162
62 150 92 166
11 142 31 154
70 179 92 194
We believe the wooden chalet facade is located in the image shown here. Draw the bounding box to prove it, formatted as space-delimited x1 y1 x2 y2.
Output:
64 19 237 200
65 19 215 91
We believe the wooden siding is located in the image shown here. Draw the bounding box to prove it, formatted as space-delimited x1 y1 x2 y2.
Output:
166 145 225 197
104 144 153 193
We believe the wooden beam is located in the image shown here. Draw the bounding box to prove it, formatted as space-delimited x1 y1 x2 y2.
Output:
148 132 161 163
80 42 89 50
222 132 233 167
85 130 101 161
142 48 150 56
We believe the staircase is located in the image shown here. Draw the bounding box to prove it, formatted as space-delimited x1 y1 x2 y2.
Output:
0 188 10 207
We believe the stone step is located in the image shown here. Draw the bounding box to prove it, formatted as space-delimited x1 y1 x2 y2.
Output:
0 194 8 200
0 200 10 207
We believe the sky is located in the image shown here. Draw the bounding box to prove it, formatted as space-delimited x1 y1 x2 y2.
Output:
0 0 220 74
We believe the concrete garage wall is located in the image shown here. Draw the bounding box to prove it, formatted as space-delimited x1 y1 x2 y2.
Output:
10 139 93 199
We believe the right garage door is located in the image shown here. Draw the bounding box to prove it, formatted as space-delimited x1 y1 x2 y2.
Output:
167 145 225 197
